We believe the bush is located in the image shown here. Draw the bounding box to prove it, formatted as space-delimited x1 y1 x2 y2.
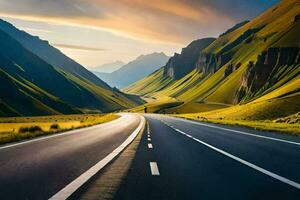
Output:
50 124 60 130
19 126 43 133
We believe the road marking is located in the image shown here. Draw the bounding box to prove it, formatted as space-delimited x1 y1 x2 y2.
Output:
167 118 300 146
171 127 300 190
147 122 151 135
150 162 160 175
49 115 146 200
148 143 153 149
148 138 151 141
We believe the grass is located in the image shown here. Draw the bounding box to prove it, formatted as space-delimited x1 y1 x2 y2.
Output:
177 116 300 136
176 94 300 135
127 97 183 113
0 114 119 145
165 102 230 114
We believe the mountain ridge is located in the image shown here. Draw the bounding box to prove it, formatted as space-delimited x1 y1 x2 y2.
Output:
94 52 169 88
92 60 125 73
0 21 142 116
0 19 109 89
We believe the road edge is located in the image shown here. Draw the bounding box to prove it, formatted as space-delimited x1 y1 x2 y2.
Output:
0 114 124 150
49 114 146 200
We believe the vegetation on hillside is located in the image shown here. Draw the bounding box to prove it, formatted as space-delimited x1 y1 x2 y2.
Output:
0 23 142 117
124 0 300 134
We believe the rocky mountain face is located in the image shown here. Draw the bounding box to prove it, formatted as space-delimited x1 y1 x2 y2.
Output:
163 38 215 80
196 53 232 74
236 47 300 102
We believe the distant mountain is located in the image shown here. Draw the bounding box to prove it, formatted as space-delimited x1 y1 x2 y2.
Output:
94 52 169 88
0 21 141 116
92 61 125 73
125 0 300 119
0 19 109 89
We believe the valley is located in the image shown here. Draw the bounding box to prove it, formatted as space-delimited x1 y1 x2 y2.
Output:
0 1 299 199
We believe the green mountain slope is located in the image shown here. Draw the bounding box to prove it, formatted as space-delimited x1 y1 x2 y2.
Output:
0 29 140 116
125 0 300 119
0 19 109 89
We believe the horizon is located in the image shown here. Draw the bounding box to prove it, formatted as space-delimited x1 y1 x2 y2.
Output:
0 0 279 68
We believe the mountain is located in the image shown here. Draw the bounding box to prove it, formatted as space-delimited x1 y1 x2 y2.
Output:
124 38 216 95
0 23 141 117
124 0 300 120
0 19 109 89
93 52 169 88
163 38 216 80
92 61 125 73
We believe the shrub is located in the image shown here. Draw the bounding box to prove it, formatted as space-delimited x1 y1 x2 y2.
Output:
50 124 60 130
19 126 43 133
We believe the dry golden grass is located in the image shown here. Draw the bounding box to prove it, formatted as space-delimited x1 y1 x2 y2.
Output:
178 117 300 136
0 114 119 144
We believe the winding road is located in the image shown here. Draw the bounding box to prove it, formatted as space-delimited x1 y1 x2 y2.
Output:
0 113 299 200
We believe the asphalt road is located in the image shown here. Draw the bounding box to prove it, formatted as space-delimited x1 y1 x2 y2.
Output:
0 113 141 200
113 114 300 200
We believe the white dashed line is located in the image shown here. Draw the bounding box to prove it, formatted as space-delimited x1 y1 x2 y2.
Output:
150 162 160 175
148 143 153 149
170 127 300 190
148 138 151 141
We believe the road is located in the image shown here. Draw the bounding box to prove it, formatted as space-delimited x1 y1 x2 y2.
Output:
0 113 142 200
1 113 300 200
112 114 300 200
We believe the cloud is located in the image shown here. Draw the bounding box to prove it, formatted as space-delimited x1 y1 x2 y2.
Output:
0 0 279 44
21 27 53 33
53 43 107 51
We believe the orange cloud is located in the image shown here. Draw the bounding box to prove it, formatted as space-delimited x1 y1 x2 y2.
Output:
0 0 235 44
53 43 107 51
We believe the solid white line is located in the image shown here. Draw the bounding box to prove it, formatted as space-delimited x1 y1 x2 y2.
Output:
172 127 300 190
169 118 300 146
148 143 153 149
49 115 146 200
150 162 160 175
0 114 127 150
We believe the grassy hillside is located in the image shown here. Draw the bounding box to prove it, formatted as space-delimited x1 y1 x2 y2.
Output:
0 19 109 89
125 0 300 122
0 29 140 117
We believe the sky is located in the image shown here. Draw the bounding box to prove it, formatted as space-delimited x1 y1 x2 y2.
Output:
0 0 279 68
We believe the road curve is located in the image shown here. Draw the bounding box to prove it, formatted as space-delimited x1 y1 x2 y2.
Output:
112 114 300 200
0 113 142 200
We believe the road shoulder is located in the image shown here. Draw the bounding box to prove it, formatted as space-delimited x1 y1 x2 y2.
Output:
69 117 146 200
